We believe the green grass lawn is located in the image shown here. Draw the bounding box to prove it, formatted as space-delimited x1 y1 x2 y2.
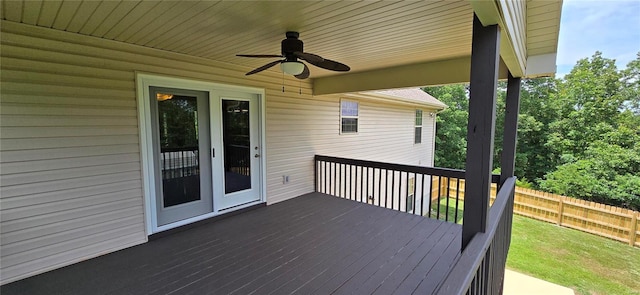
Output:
429 197 640 295
428 197 464 223
508 214 640 295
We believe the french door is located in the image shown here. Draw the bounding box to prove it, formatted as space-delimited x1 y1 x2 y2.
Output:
147 85 262 228
212 91 262 210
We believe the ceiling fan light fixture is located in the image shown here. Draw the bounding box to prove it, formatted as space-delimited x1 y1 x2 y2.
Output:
280 61 305 75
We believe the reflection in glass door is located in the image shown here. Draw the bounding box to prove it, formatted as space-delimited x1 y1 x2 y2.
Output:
150 87 213 226
222 100 252 194
158 95 201 206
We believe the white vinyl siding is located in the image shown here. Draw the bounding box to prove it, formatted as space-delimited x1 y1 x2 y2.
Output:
0 20 312 284
267 96 438 204
0 20 438 284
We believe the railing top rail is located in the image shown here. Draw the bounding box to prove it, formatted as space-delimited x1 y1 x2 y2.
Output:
435 176 517 295
315 155 499 183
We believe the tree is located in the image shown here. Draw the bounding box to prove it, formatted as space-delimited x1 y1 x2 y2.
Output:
422 85 469 169
547 52 625 160
429 51 640 210
540 52 640 210
541 142 640 210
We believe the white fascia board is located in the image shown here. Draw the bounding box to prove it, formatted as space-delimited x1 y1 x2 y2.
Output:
470 0 526 77
344 92 448 110
525 53 558 78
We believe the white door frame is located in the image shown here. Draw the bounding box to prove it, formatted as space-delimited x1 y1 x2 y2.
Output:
136 73 267 235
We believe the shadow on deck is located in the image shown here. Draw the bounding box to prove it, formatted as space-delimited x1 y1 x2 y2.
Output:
1 192 461 295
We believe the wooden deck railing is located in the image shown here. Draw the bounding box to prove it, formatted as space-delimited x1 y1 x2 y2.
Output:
314 155 500 222
314 155 514 294
435 177 516 295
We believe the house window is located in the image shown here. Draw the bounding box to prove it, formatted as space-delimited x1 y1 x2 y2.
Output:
341 100 358 133
414 110 423 144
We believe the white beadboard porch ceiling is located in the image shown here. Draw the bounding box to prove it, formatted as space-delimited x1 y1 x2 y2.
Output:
0 0 562 80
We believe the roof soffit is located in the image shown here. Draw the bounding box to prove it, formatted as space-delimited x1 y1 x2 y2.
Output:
0 0 562 88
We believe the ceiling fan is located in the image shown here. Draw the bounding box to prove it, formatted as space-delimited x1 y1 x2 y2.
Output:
237 31 350 79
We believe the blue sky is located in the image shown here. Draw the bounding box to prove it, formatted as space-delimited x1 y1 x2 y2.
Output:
556 0 640 76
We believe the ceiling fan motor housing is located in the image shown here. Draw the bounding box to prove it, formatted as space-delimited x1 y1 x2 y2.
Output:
282 31 303 60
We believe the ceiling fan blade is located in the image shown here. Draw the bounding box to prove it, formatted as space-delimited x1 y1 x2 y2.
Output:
294 63 310 79
298 52 350 72
293 52 324 63
314 58 350 72
237 54 283 58
245 60 282 75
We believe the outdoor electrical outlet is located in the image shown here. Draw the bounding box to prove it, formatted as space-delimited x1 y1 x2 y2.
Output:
282 175 290 184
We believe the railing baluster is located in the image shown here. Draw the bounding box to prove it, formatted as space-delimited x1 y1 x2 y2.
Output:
426 174 431 218
351 164 355 200
437 176 442 220
455 178 461 223
352 165 356 201
344 164 348 199
390 170 395 210
420 174 425 216
337 163 341 197
378 169 382 207
351 165 355 200
359 166 364 202
345 164 350 200
350 165 354 200
323 160 327 193
329 163 336 196
404 172 409 212
397 171 402 210
412 173 417 215
445 177 451 222
364 167 368 203
384 169 388 208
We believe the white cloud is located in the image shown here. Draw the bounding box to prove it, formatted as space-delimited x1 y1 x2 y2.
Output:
556 0 640 75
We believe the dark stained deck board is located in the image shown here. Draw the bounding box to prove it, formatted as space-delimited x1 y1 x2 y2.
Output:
341 220 448 294
259 207 411 295
371 223 459 295
307 217 430 295
125 195 359 295
177 202 383 294
228 212 418 294
205 205 399 294
1 192 461 295
392 225 461 295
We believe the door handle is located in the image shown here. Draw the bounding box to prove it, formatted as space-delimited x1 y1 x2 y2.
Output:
254 154 260 158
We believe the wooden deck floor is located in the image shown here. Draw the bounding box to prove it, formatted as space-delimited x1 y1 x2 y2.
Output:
1 192 461 295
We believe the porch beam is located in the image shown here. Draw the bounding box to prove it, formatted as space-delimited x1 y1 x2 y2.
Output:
462 14 501 249
311 57 509 96
500 73 521 184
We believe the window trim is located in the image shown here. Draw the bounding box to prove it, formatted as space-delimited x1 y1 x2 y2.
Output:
340 99 359 134
414 109 423 144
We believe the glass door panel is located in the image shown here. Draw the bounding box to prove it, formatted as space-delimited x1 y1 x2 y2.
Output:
150 87 212 226
158 95 201 207
222 100 251 194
